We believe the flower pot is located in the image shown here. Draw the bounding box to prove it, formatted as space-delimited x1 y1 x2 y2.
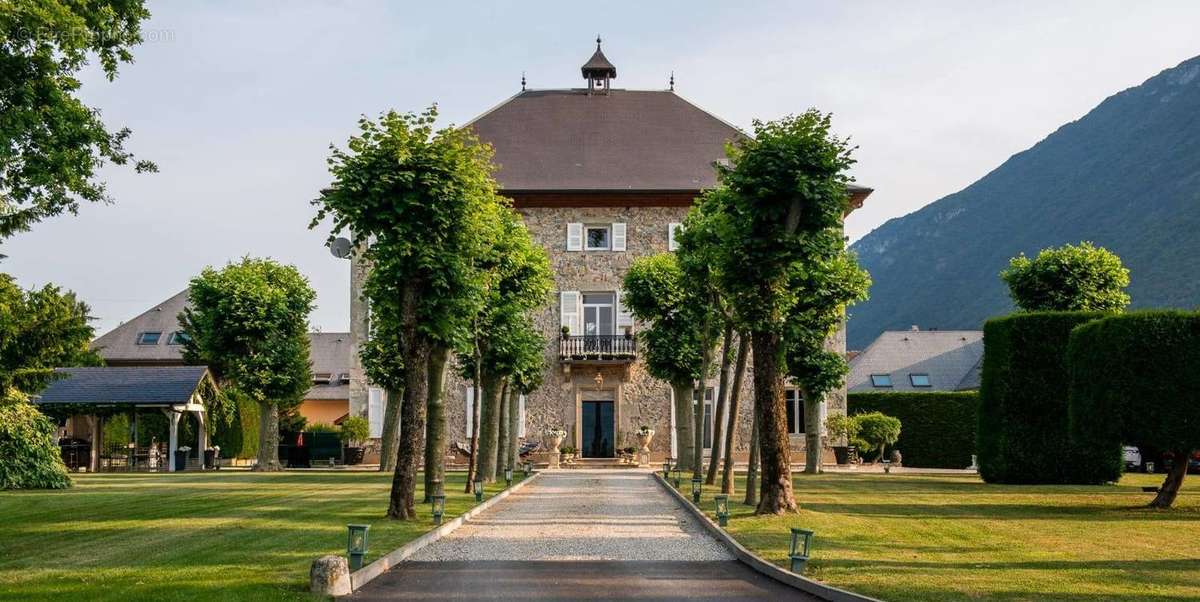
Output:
636 430 654 454
833 446 850 465
344 447 365 465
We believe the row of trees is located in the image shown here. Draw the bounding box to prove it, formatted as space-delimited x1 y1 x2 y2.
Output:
625 111 871 515
313 107 552 519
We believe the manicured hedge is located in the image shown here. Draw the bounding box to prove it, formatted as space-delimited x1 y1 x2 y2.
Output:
210 392 259 460
978 311 1120 484
1069 311 1200 467
849 392 978 469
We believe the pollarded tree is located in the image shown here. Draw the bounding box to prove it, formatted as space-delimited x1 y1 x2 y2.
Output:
180 258 315 472
1001 242 1130 312
507 328 546 471
623 253 707 471
783 246 870 474
0 0 157 241
1068 311 1200 508
716 111 858 514
358 297 405 472
314 107 499 519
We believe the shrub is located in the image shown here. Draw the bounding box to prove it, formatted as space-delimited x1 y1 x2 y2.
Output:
210 391 259 460
978 311 1120 484
0 401 72 490
339 416 370 446
849 392 978 468
825 414 860 444
1000 242 1130 312
1069 311 1200 507
305 422 339 434
851 411 901 462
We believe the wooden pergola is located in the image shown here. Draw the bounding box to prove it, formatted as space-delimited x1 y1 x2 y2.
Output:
33 366 217 472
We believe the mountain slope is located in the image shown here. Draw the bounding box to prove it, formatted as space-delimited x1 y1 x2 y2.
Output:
849 55 1200 349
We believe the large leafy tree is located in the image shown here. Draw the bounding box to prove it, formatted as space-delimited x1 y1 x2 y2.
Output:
1001 242 1130 312
314 107 497 519
716 111 858 514
0 274 101 396
623 253 706 471
179 258 315 472
0 0 156 241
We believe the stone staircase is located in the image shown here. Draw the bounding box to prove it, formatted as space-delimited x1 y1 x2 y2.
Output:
563 457 641 470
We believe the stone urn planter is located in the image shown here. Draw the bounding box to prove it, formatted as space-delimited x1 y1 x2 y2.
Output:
543 429 566 468
636 427 654 467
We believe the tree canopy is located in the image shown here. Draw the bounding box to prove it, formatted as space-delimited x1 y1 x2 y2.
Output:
0 0 157 240
1001 242 1130 312
179 257 315 471
0 274 101 396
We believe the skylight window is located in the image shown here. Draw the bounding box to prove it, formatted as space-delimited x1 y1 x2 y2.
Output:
910 373 932 387
167 331 190 345
870 374 892 388
137 331 162 345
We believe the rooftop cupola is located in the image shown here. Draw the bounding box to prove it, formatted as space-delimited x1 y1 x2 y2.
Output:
581 36 616 95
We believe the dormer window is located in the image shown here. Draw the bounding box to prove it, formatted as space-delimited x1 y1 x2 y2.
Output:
137 331 162 345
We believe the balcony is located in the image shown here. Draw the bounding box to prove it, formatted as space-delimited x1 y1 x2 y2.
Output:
559 335 637 363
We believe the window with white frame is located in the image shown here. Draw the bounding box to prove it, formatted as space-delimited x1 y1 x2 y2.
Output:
367 387 385 438
785 388 805 435
567 222 625 251
668 222 683 251
585 225 610 250
693 387 717 449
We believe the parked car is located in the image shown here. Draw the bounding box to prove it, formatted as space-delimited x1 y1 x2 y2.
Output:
1123 446 1142 472
1154 449 1200 475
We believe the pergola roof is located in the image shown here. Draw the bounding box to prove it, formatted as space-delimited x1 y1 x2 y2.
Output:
34 366 213 407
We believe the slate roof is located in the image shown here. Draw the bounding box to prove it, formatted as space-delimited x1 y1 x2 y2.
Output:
581 46 617 78
35 366 211 406
847 330 984 392
92 291 352 400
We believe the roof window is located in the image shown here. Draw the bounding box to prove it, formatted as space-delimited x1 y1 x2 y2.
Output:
137 331 162 345
870 374 892 388
910 373 932 387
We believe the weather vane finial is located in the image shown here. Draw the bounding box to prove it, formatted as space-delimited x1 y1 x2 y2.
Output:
521 71 526 91
596 34 602 48
669 71 675 91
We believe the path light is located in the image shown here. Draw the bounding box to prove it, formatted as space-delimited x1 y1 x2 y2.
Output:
473 477 484 502
431 494 446 525
505 466 513 487
714 495 730 527
347 524 370 571
789 528 814 573
663 458 672 479
691 476 702 503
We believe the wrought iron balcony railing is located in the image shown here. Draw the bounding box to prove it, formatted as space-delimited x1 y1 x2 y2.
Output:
559 335 637 362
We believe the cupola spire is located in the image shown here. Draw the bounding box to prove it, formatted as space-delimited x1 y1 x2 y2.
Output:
581 35 616 95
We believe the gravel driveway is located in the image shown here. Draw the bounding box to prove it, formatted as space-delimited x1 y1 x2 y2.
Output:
409 469 733 562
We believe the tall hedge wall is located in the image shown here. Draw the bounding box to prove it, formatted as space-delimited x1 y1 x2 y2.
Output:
978 311 1120 484
1069 311 1200 464
848 392 978 469
210 392 259 460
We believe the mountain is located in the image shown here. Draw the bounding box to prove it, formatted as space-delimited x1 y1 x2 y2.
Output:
848 55 1200 349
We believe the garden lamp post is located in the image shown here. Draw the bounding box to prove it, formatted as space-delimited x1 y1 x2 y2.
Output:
672 466 681 488
714 495 730 527
663 457 672 479
347 524 370 571
505 466 513 487
431 494 446 526
473 477 484 502
691 476 702 503
789 527 814 573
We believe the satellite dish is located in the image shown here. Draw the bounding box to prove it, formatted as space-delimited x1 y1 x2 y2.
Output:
330 237 353 259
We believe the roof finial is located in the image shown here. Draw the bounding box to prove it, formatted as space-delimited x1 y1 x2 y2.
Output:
669 71 675 91
521 71 526 91
596 34 602 48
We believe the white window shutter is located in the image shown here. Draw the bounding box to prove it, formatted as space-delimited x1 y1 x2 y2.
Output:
616 289 633 328
668 222 682 251
560 291 580 334
517 394 526 438
611 223 626 251
367 387 384 438
566 223 583 251
465 386 475 437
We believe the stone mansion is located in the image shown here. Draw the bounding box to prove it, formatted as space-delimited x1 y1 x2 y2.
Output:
348 40 872 463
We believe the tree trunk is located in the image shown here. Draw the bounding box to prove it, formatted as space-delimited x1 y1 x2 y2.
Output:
387 287 430 520
254 401 282 471
464 338 482 493
507 388 521 472
751 329 798 514
497 381 511 475
1150 450 1191 509
693 324 717 479
722 333 749 494
423 345 450 502
672 381 695 470
802 386 823 474
706 323 735 485
476 372 504 483
378 388 403 472
744 404 760 506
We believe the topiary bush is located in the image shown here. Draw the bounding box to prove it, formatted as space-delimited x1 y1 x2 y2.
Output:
1069 311 1200 507
849 392 978 469
978 311 1119 484
851 411 902 463
0 400 72 490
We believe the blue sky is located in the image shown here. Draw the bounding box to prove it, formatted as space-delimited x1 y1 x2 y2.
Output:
5 0 1200 334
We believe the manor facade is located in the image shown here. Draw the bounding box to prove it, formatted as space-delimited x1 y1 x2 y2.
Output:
349 40 871 463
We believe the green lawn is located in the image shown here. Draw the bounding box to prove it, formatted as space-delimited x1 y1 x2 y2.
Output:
0 470 523 601
680 472 1200 601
